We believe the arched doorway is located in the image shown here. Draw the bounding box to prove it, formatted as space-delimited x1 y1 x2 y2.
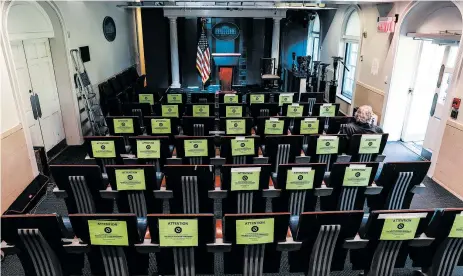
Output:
1 1 82 158
306 12 321 65
383 1 462 174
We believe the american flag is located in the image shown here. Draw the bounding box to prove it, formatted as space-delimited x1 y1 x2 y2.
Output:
196 20 211 84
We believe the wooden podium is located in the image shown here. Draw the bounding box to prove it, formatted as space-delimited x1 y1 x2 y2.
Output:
212 53 241 92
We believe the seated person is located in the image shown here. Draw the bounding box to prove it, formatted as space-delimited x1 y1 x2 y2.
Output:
340 105 383 136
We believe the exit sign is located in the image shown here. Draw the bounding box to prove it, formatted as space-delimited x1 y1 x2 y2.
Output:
377 17 396 33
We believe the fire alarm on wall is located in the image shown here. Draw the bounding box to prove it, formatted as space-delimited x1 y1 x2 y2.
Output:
451 97 461 119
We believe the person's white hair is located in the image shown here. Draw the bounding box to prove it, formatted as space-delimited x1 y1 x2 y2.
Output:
354 105 373 124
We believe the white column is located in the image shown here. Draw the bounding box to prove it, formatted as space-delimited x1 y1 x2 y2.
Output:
271 17 282 72
168 16 181 88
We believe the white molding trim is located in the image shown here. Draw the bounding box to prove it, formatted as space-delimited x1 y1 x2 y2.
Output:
163 8 286 18
446 118 463 131
1 124 23 139
8 31 54 41
356 81 385 96
1 1 39 177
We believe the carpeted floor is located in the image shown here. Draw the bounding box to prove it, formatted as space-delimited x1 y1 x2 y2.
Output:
2 141 462 275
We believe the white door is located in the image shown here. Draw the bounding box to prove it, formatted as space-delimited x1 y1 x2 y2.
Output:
401 41 445 142
422 45 459 152
10 38 65 152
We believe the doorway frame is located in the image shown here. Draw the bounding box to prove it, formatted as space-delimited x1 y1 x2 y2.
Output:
382 1 463 176
1 1 83 171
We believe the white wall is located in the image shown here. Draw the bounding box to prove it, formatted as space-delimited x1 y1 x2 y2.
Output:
55 1 136 85
320 6 348 66
1 47 21 133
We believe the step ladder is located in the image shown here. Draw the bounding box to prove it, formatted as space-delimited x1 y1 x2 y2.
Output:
70 49 107 136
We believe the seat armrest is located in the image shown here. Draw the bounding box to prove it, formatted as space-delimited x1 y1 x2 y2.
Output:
1 241 19 256
53 187 68 198
99 186 119 199
262 177 281 198
314 183 333 196
207 219 232 253
365 182 383 195
277 227 302 251
167 157 182 165
411 183 426 194
375 154 386 162
210 157 226 166
166 147 182 165
343 234 369 249
154 189 173 199
336 154 351 163
409 233 435 247
134 239 160 253
62 238 90 254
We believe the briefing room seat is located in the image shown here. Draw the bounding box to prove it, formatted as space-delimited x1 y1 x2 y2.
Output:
246 92 270 106
218 103 247 118
288 210 364 275
106 164 162 217
320 162 380 211
128 136 171 170
262 135 307 174
255 116 291 138
409 208 463 276
218 164 272 214
170 136 217 165
122 102 152 121
346 133 389 162
218 92 243 104
291 117 325 147
299 92 325 103
106 116 143 137
50 165 113 214
311 103 341 131
190 92 216 103
219 117 254 136
143 116 181 138
305 134 348 172
222 212 297 276
367 161 431 211
249 103 280 117
160 165 215 214
182 116 216 136
84 136 126 170
260 57 280 89
185 103 215 118
325 116 355 134
137 214 215 276
350 209 436 276
162 91 187 105
109 76 124 94
219 135 264 164
272 163 327 216
1 214 84 276
281 103 313 117
68 214 149 276
153 103 185 118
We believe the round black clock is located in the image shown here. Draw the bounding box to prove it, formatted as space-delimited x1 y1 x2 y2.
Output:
103 16 116 42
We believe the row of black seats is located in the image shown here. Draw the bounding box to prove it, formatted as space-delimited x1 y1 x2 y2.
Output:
98 66 146 117
108 101 341 122
83 133 388 170
50 160 430 216
3 208 462 276
105 114 349 140
122 91 324 107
